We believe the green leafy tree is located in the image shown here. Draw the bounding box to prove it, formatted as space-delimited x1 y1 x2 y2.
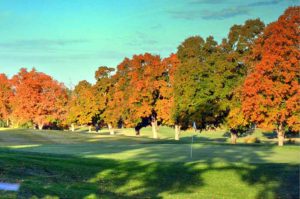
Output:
174 36 226 131
174 19 264 137
0 74 12 126
93 66 115 134
224 19 265 143
67 80 98 132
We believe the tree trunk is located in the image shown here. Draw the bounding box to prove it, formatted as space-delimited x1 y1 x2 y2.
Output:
6 119 9 127
175 125 180 141
231 132 237 144
38 123 44 130
108 124 114 135
71 123 75 132
135 126 140 136
151 120 158 139
89 125 92 133
277 125 285 146
230 129 238 144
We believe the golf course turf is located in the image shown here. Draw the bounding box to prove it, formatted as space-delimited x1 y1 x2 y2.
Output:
0 127 299 198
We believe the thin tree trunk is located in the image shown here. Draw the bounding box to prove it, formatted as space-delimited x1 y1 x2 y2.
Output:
151 120 158 139
230 129 238 144
231 132 237 144
135 126 140 136
175 125 180 141
38 123 44 130
6 119 9 127
277 124 284 146
89 125 92 133
108 123 115 135
71 123 75 132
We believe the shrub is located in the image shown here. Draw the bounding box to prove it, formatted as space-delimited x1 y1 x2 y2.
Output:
0 120 6 127
287 138 296 144
19 121 34 129
244 136 260 144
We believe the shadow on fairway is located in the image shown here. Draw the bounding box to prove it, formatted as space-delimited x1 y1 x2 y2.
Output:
0 151 202 199
0 142 298 199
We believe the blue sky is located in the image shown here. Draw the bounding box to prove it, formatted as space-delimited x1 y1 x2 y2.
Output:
0 0 298 87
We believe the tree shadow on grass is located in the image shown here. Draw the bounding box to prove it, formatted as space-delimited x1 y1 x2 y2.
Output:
239 163 299 199
0 151 202 199
0 139 299 198
262 131 278 139
120 141 299 198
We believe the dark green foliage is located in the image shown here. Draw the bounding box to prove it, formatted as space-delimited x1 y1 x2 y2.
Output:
0 120 6 127
227 19 265 54
173 19 265 130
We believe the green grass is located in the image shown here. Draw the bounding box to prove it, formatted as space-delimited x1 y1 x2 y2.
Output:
0 127 299 198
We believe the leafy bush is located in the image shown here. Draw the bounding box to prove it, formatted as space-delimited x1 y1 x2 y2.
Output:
244 136 260 144
19 122 34 129
0 120 6 127
287 138 296 144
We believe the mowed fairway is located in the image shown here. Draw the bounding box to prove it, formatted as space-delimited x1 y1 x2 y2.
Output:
0 128 299 199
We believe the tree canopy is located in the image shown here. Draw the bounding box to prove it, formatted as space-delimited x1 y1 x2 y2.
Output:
0 7 298 145
10 68 67 129
242 6 300 146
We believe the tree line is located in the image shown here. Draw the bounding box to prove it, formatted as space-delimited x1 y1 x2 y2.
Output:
0 7 299 146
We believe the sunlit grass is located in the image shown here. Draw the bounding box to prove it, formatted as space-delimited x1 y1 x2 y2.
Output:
0 150 298 199
0 127 299 198
0 127 299 163
6 144 41 149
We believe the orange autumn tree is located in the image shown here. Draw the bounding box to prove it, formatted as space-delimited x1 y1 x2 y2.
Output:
126 53 162 138
242 6 300 146
11 68 67 129
0 74 13 126
155 53 181 140
101 58 132 135
112 53 167 138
